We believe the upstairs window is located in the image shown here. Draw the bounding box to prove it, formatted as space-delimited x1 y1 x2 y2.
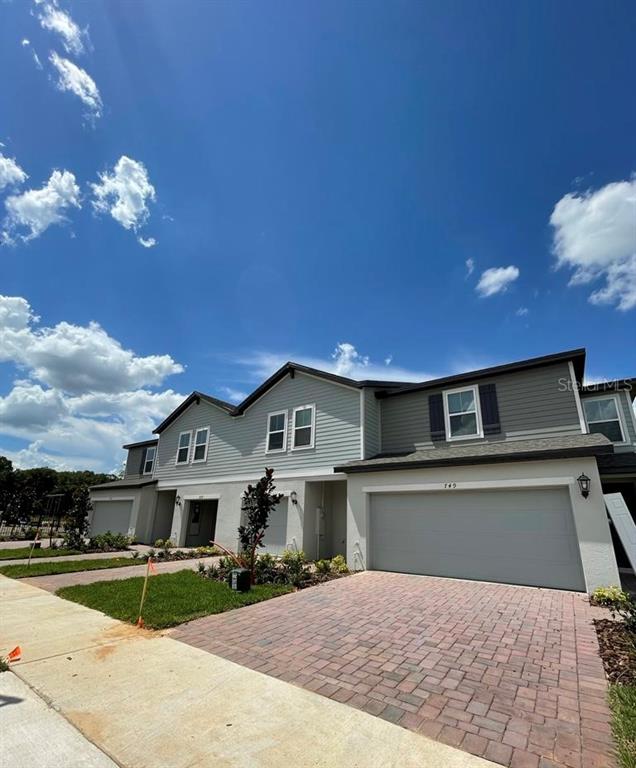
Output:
142 445 156 475
583 396 625 443
444 386 483 440
267 411 287 452
192 427 209 463
292 405 315 449
176 431 192 464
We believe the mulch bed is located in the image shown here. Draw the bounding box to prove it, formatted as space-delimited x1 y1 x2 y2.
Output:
595 619 636 685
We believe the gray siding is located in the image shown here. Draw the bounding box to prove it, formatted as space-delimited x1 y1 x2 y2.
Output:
581 389 636 447
125 446 145 478
363 388 381 458
380 361 582 454
155 372 361 483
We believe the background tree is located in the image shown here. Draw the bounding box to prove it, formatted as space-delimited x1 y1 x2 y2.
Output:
62 486 92 550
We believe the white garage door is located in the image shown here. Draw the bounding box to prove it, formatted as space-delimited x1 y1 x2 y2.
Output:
90 500 133 537
370 488 585 591
262 499 289 555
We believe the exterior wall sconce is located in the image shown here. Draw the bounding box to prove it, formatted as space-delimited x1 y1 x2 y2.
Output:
175 495 182 507
290 491 298 505
577 473 591 499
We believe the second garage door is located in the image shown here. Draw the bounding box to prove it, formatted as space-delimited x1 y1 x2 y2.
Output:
90 500 133 537
369 488 585 591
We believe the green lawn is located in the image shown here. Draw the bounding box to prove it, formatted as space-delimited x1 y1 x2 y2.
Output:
57 570 293 629
0 557 141 579
0 546 83 561
609 685 636 768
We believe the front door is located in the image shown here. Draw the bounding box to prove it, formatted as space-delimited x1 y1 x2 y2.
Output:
185 500 218 548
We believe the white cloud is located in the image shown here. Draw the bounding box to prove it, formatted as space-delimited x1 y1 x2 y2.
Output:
465 258 475 277
516 307 529 317
92 156 156 234
0 295 184 394
49 52 102 119
0 295 186 472
475 265 520 297
232 342 437 384
0 152 27 192
218 386 248 404
38 2 86 56
21 38 30 46
2 169 80 243
550 177 636 311
138 236 157 248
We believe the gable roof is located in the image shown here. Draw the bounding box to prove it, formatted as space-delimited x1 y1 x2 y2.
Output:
152 362 407 434
377 348 587 400
581 378 635 400
122 439 158 450
150 348 596 436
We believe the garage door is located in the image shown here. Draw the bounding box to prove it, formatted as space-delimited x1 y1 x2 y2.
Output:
369 488 585 591
90 500 133 537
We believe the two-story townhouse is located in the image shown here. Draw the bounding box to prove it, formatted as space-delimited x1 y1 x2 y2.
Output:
90 347 635 592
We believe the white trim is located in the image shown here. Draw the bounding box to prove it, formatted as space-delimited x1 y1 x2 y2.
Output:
265 410 288 454
443 384 484 441
569 361 588 434
175 430 192 465
621 389 636 442
191 426 210 464
582 393 627 445
362 477 574 494
291 403 315 451
156 467 346 489
182 493 221 500
359 389 365 459
142 445 156 475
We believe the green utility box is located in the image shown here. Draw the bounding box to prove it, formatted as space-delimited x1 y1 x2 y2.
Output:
228 568 251 592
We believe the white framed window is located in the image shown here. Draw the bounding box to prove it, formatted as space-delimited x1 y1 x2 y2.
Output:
292 404 315 450
176 431 192 464
192 427 210 463
583 396 626 443
443 386 483 441
142 445 156 475
266 411 288 453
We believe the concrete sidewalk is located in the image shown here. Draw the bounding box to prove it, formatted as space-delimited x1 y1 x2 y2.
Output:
0 672 118 768
0 549 132 567
1 575 495 768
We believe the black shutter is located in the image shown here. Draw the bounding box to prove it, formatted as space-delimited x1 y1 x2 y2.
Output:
479 383 501 436
429 393 446 442
139 448 147 475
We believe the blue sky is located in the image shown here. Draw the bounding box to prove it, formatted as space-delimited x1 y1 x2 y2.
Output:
0 0 634 472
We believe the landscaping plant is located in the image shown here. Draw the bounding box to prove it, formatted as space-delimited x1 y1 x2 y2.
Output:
62 486 92 551
210 468 283 584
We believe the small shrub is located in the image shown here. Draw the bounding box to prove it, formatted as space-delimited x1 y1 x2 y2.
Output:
89 531 131 552
330 555 349 574
0 657 9 672
131 550 139 559
197 561 206 574
315 559 332 575
280 549 310 587
146 548 155 559
254 553 279 584
163 539 174 551
62 529 86 551
592 586 630 610
154 539 164 548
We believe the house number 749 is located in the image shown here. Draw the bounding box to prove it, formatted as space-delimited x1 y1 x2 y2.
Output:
444 482 457 489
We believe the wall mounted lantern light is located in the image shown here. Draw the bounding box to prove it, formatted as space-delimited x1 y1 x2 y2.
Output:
577 473 591 499
290 491 298 505
175 495 182 507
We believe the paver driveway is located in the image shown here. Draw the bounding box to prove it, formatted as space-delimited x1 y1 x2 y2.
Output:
171 571 614 768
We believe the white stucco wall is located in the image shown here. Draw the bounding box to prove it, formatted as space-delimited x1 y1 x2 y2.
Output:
345 456 619 592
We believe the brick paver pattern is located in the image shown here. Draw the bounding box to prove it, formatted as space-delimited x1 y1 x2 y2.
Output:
171 571 614 768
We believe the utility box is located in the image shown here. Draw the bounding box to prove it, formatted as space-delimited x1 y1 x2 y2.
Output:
228 568 251 592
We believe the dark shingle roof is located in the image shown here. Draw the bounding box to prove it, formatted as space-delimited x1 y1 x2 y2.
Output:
335 433 612 473
597 452 636 476
122 439 158 450
90 477 157 490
